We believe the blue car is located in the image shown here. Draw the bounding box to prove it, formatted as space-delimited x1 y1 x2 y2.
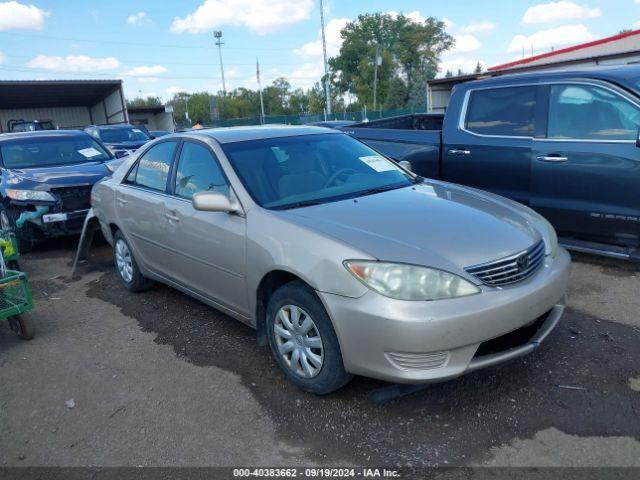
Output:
0 130 121 250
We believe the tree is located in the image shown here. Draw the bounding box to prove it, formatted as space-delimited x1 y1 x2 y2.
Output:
329 13 453 110
474 62 483 74
126 96 162 108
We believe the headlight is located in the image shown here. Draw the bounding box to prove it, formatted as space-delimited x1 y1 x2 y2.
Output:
344 260 480 301
5 189 56 202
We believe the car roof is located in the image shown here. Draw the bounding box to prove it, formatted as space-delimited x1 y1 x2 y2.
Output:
180 125 342 144
0 129 90 142
462 65 640 89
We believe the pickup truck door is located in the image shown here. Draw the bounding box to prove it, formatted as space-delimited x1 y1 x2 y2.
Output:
531 82 640 248
442 85 540 205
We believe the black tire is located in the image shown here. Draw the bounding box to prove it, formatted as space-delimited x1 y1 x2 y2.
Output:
113 230 154 292
266 280 352 394
0 206 35 253
10 313 35 340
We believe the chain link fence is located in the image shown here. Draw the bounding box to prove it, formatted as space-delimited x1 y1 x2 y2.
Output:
208 108 424 128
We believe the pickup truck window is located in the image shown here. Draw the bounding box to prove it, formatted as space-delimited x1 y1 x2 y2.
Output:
548 84 640 141
465 86 536 137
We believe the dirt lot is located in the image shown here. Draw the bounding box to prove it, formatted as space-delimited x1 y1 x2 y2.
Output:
0 240 639 469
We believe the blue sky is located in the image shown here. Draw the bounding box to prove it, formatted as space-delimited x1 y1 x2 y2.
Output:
0 0 637 101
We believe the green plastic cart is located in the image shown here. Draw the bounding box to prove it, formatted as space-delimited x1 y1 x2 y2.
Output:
0 230 34 339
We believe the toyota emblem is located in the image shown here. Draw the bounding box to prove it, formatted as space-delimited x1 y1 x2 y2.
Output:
516 253 530 271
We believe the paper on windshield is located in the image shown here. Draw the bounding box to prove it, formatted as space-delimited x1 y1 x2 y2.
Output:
78 147 102 158
359 155 395 172
132 129 143 133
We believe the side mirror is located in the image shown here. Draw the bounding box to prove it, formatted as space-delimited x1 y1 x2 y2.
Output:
115 151 130 159
398 160 412 172
192 191 240 214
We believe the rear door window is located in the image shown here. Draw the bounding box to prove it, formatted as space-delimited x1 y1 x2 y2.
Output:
465 86 537 137
547 84 640 140
128 141 177 192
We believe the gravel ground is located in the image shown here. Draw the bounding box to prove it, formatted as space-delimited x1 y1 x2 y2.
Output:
0 241 638 470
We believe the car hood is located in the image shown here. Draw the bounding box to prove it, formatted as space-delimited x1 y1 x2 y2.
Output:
277 182 541 273
4 161 111 190
104 140 147 150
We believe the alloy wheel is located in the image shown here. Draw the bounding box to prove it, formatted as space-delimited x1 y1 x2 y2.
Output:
274 304 324 378
115 239 133 283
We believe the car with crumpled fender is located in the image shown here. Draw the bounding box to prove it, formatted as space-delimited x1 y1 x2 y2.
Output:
0 130 122 250
90 126 571 394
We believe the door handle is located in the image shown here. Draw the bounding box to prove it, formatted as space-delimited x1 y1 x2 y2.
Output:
116 196 128 205
449 148 471 156
536 155 568 163
164 212 180 222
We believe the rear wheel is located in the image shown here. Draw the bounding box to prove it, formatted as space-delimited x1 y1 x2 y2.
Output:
113 230 154 292
266 280 352 394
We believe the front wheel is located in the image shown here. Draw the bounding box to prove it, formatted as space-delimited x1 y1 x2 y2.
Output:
266 281 352 394
113 230 154 292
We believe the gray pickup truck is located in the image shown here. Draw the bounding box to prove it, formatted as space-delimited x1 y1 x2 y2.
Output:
344 66 640 261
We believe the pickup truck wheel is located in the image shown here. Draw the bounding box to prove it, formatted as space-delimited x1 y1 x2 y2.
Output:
266 280 352 394
0 207 35 253
113 230 154 292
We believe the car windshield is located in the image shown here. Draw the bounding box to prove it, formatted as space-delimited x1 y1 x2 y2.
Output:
222 133 412 209
99 127 149 143
0 135 112 168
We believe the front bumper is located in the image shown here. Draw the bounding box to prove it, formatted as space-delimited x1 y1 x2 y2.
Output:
319 247 571 384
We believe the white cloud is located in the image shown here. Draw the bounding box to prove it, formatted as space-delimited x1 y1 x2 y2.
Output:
294 17 349 58
508 24 593 53
634 20 640 28
124 65 167 76
451 34 481 53
0 1 48 31
127 11 150 25
461 21 496 33
387 10 426 24
137 91 158 98
438 58 486 76
288 62 324 89
443 18 455 30
523 2 601 24
166 86 186 97
0 52 5 64
27 55 120 72
170 0 314 35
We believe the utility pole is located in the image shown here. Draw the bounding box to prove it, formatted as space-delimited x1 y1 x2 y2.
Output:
256 58 266 125
319 0 331 118
214 31 226 95
373 44 381 112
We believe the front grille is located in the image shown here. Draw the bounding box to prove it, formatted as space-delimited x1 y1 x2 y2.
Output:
385 351 449 371
51 186 92 212
465 240 545 287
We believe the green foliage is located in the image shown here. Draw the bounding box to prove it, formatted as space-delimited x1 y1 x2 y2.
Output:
329 13 453 110
126 96 162 108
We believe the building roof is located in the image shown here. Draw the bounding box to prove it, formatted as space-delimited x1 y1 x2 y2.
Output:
489 29 640 72
0 80 122 109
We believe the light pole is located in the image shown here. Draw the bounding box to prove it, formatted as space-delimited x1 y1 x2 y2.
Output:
319 0 331 118
214 30 226 95
373 44 381 112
